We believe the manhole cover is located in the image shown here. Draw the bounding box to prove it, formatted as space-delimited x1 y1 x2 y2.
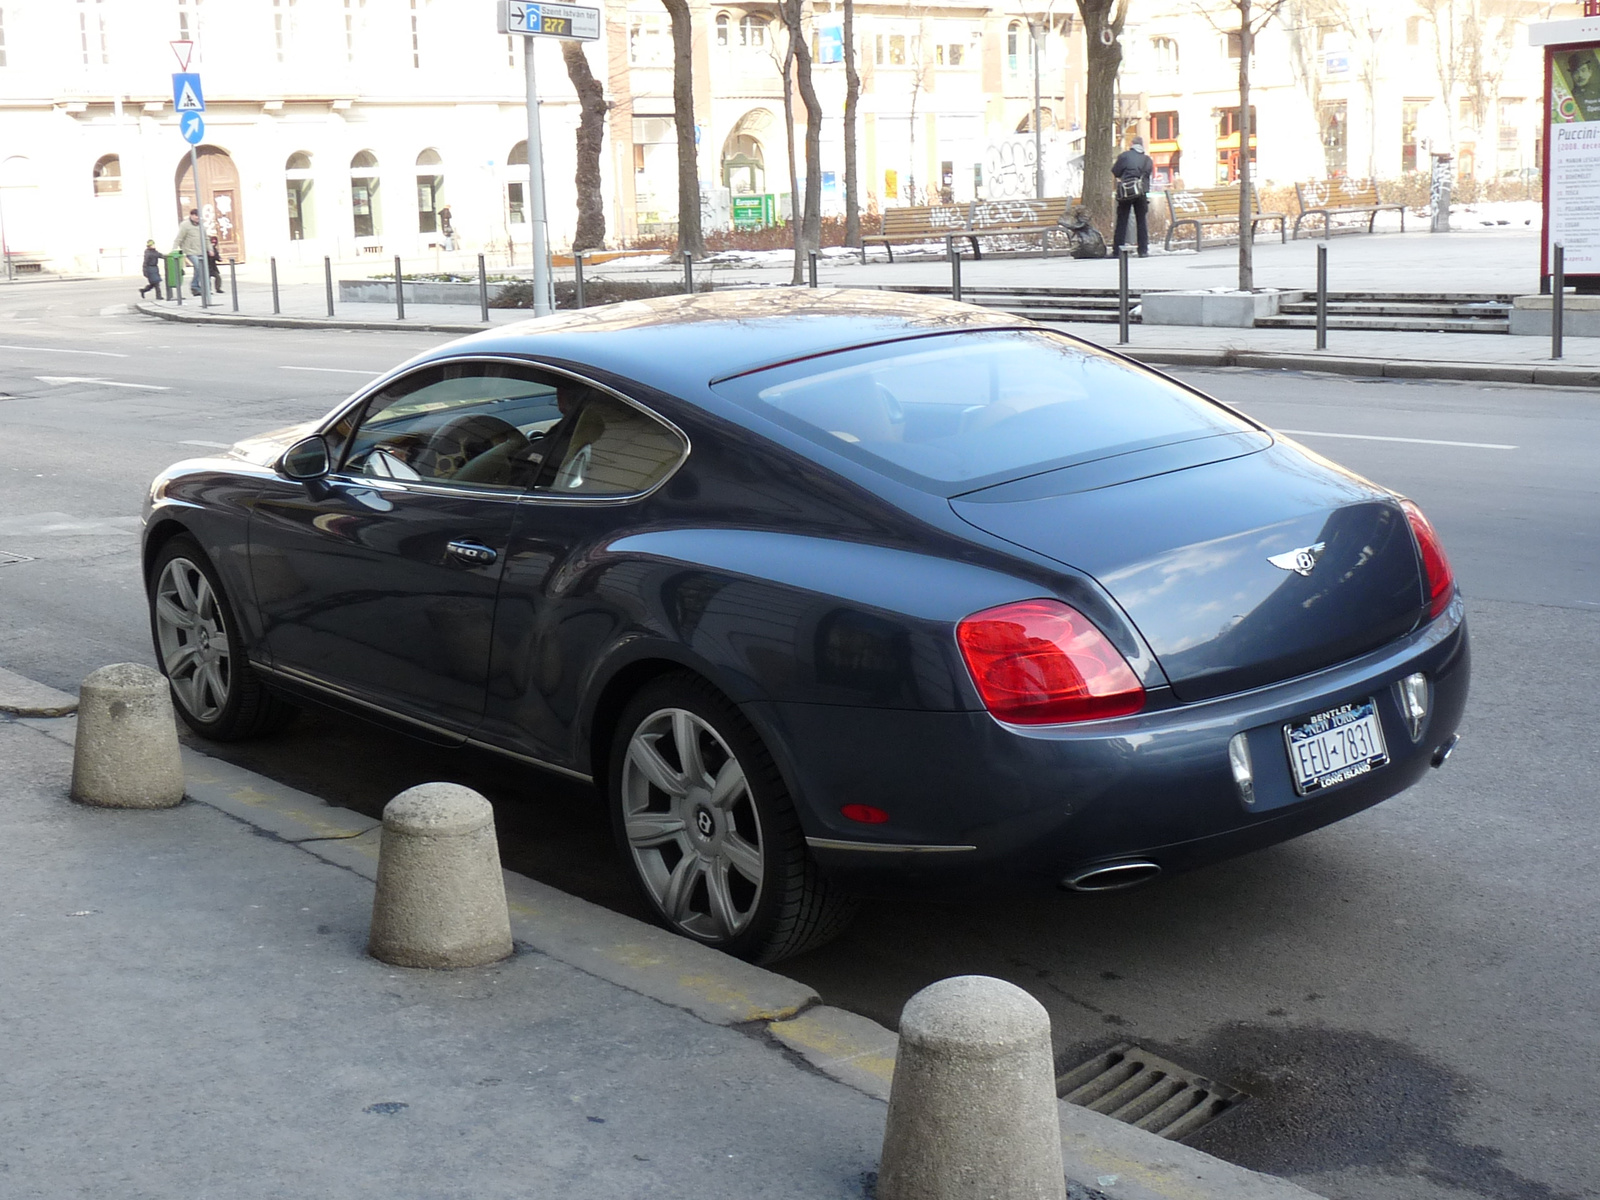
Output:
1057 1042 1245 1141
0 550 34 566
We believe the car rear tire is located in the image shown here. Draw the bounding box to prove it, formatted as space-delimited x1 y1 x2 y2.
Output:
148 535 296 740
607 672 857 963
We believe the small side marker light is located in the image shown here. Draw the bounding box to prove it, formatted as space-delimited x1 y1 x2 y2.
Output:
1398 672 1430 741
1228 732 1256 808
841 804 890 824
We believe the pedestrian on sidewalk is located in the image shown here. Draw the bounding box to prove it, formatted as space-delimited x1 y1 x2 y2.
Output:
138 241 163 298
207 235 224 293
1112 137 1154 258
172 210 205 296
439 206 455 251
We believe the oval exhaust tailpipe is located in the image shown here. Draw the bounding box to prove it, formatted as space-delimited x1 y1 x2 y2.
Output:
1061 861 1162 892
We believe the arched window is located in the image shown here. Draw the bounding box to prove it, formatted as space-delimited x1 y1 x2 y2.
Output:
350 150 380 239
715 11 729 46
506 141 528 225
285 151 313 241
92 154 121 196
1006 22 1020 74
415 148 445 235
1151 36 1178 76
739 14 765 47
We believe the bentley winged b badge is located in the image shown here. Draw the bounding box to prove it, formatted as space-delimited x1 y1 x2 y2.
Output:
1268 542 1327 576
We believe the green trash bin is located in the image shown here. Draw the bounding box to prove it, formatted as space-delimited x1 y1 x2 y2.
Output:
163 250 185 296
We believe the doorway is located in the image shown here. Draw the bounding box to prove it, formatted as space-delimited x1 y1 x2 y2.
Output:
174 146 245 262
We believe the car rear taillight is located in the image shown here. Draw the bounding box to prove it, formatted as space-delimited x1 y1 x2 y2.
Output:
1401 500 1455 620
956 599 1145 725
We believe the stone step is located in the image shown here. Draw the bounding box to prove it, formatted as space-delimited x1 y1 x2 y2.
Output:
1278 301 1511 318
1255 314 1511 333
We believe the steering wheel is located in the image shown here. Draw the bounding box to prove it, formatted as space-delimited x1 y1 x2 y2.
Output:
411 414 527 481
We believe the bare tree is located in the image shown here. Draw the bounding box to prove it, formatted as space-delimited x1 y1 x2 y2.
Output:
1075 0 1131 233
771 24 805 282
843 0 862 247
661 0 705 258
1415 0 1464 152
562 41 610 251
780 0 823 260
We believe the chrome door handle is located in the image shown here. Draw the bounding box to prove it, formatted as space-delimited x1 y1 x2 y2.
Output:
446 539 498 566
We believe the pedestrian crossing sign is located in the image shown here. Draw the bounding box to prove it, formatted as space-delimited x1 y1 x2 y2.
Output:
172 73 205 114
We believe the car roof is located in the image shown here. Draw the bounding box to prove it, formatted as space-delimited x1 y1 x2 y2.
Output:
424 287 1033 392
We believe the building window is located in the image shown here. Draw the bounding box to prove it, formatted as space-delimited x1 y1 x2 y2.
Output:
343 0 362 62
1498 98 1523 152
1406 16 1422 44
350 150 380 238
739 14 765 47
1151 36 1178 76
409 0 420 68
0 7 8 68
415 148 444 235
629 15 669 65
79 0 108 66
715 12 729 45
1218 106 1256 137
177 0 201 55
285 152 313 240
1151 110 1179 140
1319 100 1347 175
1225 29 1242 59
507 141 527 224
273 0 297 63
889 33 906 65
92 154 121 195
1007 21 1020 73
1401 100 1423 171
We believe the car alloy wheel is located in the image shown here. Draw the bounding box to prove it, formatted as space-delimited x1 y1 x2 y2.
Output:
620 706 766 942
153 555 233 723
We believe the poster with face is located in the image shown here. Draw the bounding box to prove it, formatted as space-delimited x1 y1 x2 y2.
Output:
1553 47 1600 122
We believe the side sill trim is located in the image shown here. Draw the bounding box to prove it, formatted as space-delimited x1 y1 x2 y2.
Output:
805 837 978 854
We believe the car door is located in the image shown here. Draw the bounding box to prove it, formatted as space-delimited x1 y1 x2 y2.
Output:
248 358 570 737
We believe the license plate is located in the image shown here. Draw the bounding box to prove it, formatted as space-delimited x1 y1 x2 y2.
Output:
1283 699 1389 796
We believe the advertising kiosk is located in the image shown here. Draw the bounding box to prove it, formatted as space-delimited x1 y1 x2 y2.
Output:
1534 8 1600 293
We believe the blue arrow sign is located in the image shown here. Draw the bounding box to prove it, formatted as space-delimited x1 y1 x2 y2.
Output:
179 112 206 144
172 73 205 113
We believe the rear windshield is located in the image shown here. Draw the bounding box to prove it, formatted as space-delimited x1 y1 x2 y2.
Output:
713 330 1256 494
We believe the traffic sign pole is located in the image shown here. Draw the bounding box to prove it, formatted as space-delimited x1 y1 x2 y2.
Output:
524 38 553 317
172 71 210 308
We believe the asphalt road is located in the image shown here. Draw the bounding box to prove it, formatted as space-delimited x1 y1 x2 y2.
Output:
3 279 1596 1200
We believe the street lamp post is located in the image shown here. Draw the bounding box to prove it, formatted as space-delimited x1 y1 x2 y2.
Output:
1031 19 1045 199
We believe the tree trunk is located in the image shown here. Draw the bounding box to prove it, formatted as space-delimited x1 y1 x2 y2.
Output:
784 0 824 258
780 38 803 284
1076 0 1126 233
561 41 609 252
1238 0 1253 292
661 0 704 259
842 0 861 248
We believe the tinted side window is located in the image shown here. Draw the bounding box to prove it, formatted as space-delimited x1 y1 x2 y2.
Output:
342 362 565 492
545 393 686 497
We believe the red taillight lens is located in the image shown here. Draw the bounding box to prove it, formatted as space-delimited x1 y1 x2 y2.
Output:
1402 500 1455 620
956 599 1145 725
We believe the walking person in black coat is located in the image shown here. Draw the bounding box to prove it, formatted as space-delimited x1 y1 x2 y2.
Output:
1111 137 1155 258
138 240 163 298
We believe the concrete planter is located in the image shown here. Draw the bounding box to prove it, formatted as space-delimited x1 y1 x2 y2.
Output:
1509 294 1600 338
1141 289 1299 328
339 279 510 306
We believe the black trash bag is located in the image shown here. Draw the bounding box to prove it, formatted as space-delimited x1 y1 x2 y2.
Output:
1061 206 1107 260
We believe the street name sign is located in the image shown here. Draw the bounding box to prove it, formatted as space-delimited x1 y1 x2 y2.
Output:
179 112 206 144
497 0 599 41
172 73 205 113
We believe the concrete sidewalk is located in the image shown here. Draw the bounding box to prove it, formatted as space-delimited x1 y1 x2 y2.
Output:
0 688 1321 1200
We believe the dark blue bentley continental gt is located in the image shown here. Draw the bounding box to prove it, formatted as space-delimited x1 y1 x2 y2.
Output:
143 289 1468 962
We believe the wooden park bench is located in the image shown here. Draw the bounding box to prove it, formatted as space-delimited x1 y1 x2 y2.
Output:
865 197 1076 262
1163 186 1287 252
1293 178 1407 238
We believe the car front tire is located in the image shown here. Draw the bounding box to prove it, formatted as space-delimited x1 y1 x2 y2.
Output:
147 534 296 740
607 672 856 963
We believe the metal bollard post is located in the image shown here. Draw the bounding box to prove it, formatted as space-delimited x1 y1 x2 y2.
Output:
683 252 694 295
947 238 962 303
574 251 586 310
228 260 239 312
1315 243 1328 351
1552 243 1565 361
394 255 405 320
324 256 334 317
1118 247 1132 345
808 251 819 288
478 254 489 323
270 256 280 314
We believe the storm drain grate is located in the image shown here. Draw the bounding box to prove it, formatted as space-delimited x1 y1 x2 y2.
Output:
1057 1042 1245 1141
0 550 34 567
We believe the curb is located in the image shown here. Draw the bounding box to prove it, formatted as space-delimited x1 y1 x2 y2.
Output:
0 666 77 716
1124 346 1600 389
10 694 1324 1200
134 300 1599 389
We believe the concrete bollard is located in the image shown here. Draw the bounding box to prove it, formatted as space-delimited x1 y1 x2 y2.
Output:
69 663 185 809
879 975 1065 1200
368 783 514 969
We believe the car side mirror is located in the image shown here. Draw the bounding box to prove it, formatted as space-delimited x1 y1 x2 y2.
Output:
280 435 331 481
